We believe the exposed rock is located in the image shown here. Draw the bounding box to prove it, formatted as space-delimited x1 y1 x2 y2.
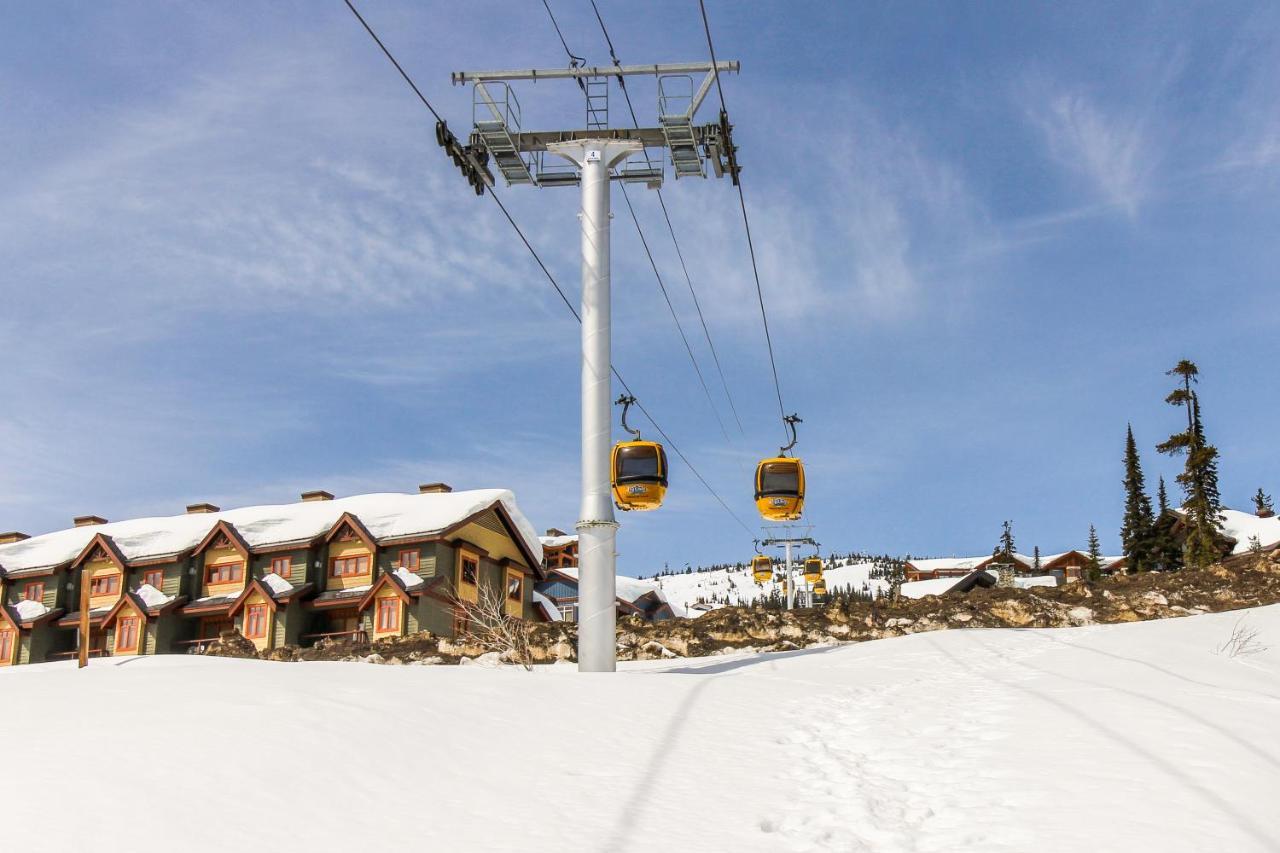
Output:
202 630 258 659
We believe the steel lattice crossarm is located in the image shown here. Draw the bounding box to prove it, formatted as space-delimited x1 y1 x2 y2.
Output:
446 60 741 189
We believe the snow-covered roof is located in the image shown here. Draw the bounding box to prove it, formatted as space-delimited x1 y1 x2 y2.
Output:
12 599 51 621
552 567 655 605
907 553 1032 572
1216 509 1280 554
899 576 972 599
531 590 561 621
0 489 542 574
259 573 295 596
1014 575 1060 589
134 583 174 609
539 534 578 549
391 567 425 591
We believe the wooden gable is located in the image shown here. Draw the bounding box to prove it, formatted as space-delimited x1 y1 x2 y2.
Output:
70 533 127 571
323 512 377 552
193 520 250 559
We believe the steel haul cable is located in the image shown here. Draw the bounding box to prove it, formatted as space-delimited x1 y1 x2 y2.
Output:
342 0 755 538
698 0 791 441
540 0 734 445
586 0 747 435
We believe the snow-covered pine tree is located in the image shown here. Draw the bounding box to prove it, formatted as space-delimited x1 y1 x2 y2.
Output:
1086 525 1103 582
1121 424 1156 572
1156 360 1224 568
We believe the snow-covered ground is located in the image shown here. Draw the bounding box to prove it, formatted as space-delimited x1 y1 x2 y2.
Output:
649 558 891 612
5 607 1279 852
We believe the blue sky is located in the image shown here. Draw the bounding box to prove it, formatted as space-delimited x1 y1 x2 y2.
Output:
2 1 1277 574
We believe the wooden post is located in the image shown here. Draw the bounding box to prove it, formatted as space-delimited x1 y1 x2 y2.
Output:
77 568 90 668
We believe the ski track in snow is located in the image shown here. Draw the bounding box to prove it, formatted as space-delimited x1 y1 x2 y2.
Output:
4 608 1280 852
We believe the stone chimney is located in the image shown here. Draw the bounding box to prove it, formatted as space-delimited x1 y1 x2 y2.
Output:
186 502 220 514
0 532 30 545
74 515 108 527
418 483 453 494
301 490 334 502
545 527 566 537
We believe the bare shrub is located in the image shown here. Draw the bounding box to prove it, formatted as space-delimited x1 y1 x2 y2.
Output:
1214 618 1268 658
452 583 534 670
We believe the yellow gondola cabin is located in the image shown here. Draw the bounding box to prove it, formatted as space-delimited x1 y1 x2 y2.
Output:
611 440 668 511
751 555 773 584
803 557 823 584
754 456 805 521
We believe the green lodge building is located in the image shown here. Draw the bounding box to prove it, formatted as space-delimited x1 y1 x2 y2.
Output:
0 485 545 666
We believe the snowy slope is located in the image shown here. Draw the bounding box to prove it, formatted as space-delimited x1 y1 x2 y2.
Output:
647 558 891 611
8 606 1277 852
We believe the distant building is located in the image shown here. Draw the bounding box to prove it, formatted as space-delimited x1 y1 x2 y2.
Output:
0 486 545 667
540 529 578 571
533 567 678 623
1163 506 1280 568
900 568 1060 599
905 550 1124 584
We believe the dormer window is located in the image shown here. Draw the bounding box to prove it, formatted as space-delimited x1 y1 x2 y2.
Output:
206 563 243 585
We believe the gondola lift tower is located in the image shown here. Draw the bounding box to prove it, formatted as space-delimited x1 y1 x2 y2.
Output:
445 59 741 671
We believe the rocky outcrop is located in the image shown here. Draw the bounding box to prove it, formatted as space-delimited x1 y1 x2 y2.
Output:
255 558 1280 666
201 629 259 659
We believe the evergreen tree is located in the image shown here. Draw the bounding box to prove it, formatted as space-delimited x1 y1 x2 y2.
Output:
1254 488 1275 518
1085 525 1103 582
1120 424 1156 572
993 520 1016 559
1148 475 1181 573
1032 546 1042 573
1156 360 1224 568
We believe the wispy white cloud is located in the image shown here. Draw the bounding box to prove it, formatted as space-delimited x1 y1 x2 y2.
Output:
1025 89 1153 217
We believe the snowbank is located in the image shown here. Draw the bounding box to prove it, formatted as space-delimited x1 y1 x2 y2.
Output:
3 606 1277 852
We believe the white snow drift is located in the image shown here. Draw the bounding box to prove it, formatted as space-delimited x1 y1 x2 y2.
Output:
3 606 1278 852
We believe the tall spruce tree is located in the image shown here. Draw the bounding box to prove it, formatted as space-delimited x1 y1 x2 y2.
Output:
1254 488 1274 518
1085 524 1103 582
994 520 1016 559
1156 360 1225 568
1032 546 1042 573
1149 475 1182 573
1120 424 1156 572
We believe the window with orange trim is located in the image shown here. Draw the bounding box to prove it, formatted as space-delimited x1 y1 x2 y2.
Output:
245 604 268 639
0 629 14 662
89 574 120 596
460 555 479 586
205 562 243 584
24 582 44 602
399 549 419 572
376 597 399 633
115 616 139 652
268 557 291 578
330 555 370 577
142 569 164 590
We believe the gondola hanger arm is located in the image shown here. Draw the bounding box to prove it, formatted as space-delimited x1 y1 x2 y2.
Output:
615 394 641 439
779 413 802 456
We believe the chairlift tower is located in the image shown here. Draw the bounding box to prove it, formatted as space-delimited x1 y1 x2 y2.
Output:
449 60 740 672
760 527 817 611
